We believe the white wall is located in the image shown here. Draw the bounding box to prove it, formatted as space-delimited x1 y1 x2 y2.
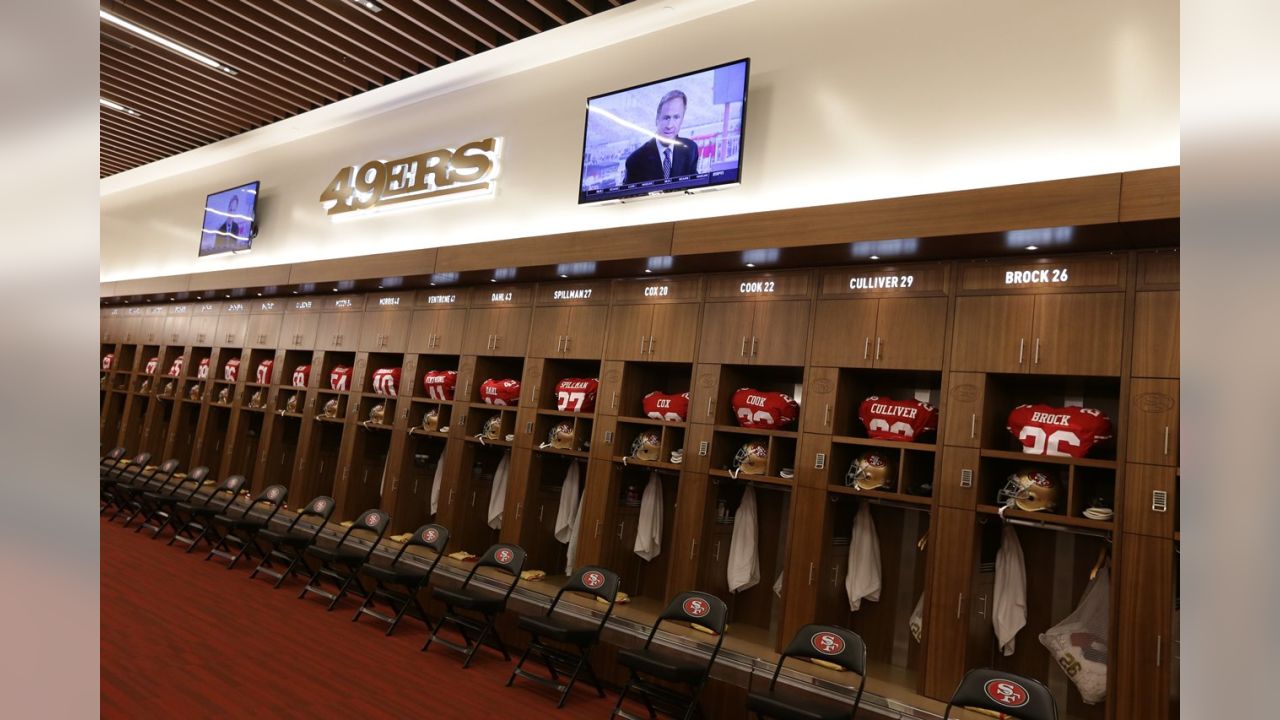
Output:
100 0 1178 282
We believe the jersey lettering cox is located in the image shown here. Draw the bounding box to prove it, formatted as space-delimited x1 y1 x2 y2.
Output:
480 378 521 406
731 388 798 430
555 378 599 412
858 396 938 442
371 367 401 396
1006 404 1113 458
643 391 690 422
422 370 457 401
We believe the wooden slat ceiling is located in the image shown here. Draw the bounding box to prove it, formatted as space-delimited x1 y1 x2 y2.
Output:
99 0 633 178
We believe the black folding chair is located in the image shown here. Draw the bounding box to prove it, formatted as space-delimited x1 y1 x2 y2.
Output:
128 462 194 532
137 466 211 539
249 496 335 589
99 447 127 480
424 543 526 668
168 474 246 553
109 458 179 526
943 668 1058 720
746 624 868 719
507 565 620 708
205 484 288 569
353 523 450 635
611 590 729 720
298 508 391 610
100 451 151 514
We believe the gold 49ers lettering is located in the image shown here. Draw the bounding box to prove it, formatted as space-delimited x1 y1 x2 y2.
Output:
320 137 500 217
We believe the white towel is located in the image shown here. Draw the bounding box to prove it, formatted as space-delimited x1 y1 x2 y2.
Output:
994 524 1027 656
430 449 444 516
773 571 784 598
727 486 760 593
845 503 882 611
565 486 585 575
487 450 511 530
555 461 581 543
634 472 663 561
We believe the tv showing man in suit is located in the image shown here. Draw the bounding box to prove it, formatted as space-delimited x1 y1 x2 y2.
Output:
623 90 700 185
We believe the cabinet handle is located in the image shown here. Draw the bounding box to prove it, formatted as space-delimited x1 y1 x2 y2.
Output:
706 397 714 418
713 540 720 562
1033 337 1041 365
611 392 618 410
863 337 870 360
647 336 655 354
823 404 832 427
1163 426 1170 455
493 335 500 350
515 501 522 520
831 565 840 588
640 336 647 355
1156 635 1162 668
740 336 748 357
564 336 570 353
875 337 882 361
594 520 602 539
1018 338 1025 365
750 336 758 357
970 413 977 439
807 562 815 585
617 521 625 540
689 539 697 560
956 593 964 619
471 490 477 507
448 488 455 505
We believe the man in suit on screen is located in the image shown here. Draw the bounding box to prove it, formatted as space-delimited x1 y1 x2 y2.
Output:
623 90 699 185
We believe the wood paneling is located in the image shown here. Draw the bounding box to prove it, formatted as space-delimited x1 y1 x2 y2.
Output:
1120 166 1180 222
1132 291 1180 378
950 295 1034 373
1113 534 1174 720
1031 292 1124 376
922 507 975 699
876 297 948 370
187 265 291 293
1123 463 1178 538
288 250 436 285
941 373 984 449
1127 378 1179 466
937 446 980 510
436 223 673 272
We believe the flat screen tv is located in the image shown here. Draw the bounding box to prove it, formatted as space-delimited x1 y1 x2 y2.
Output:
578 58 749 204
198 181 259 256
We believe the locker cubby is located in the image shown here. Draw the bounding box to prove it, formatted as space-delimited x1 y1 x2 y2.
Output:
532 413 592 456
140 345 162 374
259 413 300 492
407 401 453 436
156 375 179 400
514 454 582 579
966 519 1110 720
975 453 1116 529
168 400 201 468
159 345 184 373
318 351 357 390
613 361 693 420
709 428 796 486
598 465 680 602
448 444 507 555
465 407 516 446
354 395 395 429
313 391 349 422
226 411 263 485
392 433 447 531
245 348 277 386
342 421 390 519
363 352 406 394
195 404 232 473
121 396 148 452
218 353 243 383
830 368 942 441
814 495 930 690
410 354 460 399
210 381 236 406
469 356 525 404
113 344 137 375
273 389 305 416
242 385 269 411
111 373 130 392
186 347 212 378
533 358 602 412
183 380 207 403
613 420 685 468
697 478 792 645
139 397 172 458
100 392 127 449
979 374 1121 461
711 364 804 430
294 420 343 509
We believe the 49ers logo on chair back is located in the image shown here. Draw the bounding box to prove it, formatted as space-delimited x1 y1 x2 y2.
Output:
422 370 457 400
329 365 352 391
256 360 274 385
144 357 160 375
983 678 1030 708
643 391 690 422
581 570 605 589
167 357 184 377
101 354 114 371
683 596 710 618
363 512 381 527
494 547 514 565
480 378 520 406
421 527 439 544
291 365 311 388
197 358 210 379
1007 404 1113 458
731 388 798 430
555 378 599 412
858 396 938 442
371 367 401 396
223 357 240 382
810 631 845 656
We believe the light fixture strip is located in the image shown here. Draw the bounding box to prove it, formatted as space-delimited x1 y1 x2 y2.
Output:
99 98 140 116
99 10 237 75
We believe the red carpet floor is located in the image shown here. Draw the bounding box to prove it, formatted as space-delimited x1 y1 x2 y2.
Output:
101 516 621 719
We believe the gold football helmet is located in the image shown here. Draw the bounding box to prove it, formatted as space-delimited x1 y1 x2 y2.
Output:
284 393 298 413
217 387 230 404
998 468 1061 512
421 408 439 432
322 398 339 418
732 440 769 477
482 414 503 441
846 451 893 491
630 431 661 461
368 403 385 424
546 422 575 450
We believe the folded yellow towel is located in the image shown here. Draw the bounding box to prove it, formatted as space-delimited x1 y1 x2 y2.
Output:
339 520 354 528
808 658 845 672
520 570 546 581
595 591 631 605
447 551 477 561
691 623 726 636
389 533 413 543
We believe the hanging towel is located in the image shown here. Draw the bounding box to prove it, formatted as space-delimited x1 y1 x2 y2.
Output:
487 450 511 530
773 571 784 598
845 503 882 611
727 486 760 593
565 486 586 574
555 460 581 543
430 449 445 516
634 471 664 561
994 524 1027 656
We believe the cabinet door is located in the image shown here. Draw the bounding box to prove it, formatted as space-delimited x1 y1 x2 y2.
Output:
432 308 467 356
875 297 948 370
648 303 700 363
564 305 609 359
245 314 282 349
950 295 1034 373
1113 534 1173 720
214 314 248 347
750 300 811 366
163 315 189 346
188 315 219 346
922 507 976 700
801 367 839 434
572 460 614 568
778 487 828 643
118 316 141 344
359 310 411 351
462 308 500 356
667 474 709 595
528 306 570 357
941 373 985 448
139 316 166 344
1031 292 1124 376
1133 291 1179 378
491 306 531 357
280 313 318 349
604 305 653 361
318 312 362 351
1123 463 1178 538
698 302 756 365
406 310 437 354
810 299 878 368
1127 378 1179 466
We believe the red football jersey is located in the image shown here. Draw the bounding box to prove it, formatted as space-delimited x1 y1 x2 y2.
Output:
371 367 401 396
143 357 159 375
329 365 352 391
102 354 114 371
223 358 240 383
167 357 185 377
1006 404 1114 458
256 360 274 385
731 388 799 430
422 370 457 401
197 358 210 379
555 378 599 412
858 396 938 442
480 378 521 406
291 365 311 388
643 391 690 422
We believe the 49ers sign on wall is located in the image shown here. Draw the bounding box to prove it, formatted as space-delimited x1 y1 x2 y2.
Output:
319 137 500 219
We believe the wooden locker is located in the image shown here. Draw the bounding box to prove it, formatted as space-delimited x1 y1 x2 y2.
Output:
573 460 614 568
406 310 438 354
750 300 810 366
431 308 467 355
564 305 609 359
359 309 411 351
1113 534 1174 720
596 361 625 418
922 506 976 700
937 446 980 510
1123 463 1178 538
1031 292 1124 376
605 305 652 361
688 365 720 425
316 312 361 351
245 314 282 349
118 315 142 344
796 433 832 490
809 299 877 368
279 313 319 349
950 295 1034 374
163 315 189 346
214 314 248 347
698 302 755 365
648 303 700 362
188 314 219 346
1132 291 1180 378
462 307 502 356
777 487 828 643
1127 378 1179 466
490 306 531 357
875 297 948 370
940 373 985 448
800 367 839 434
528 306 570 357
667 473 709 595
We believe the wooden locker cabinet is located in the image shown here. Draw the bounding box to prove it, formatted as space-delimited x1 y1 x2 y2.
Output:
667 474 709 595
809 299 877 368
777 487 828 643
407 307 467 355
530 305 608 359
1127 378 1179 466
138 315 166 344
245 314 282 349
940 373 984 448
811 297 947 370
279 312 319 349
1114 534 1174 720
950 293 1123 375
698 302 756 365
1132 291 1179 378
950 296 1035 374
359 308 412 351
922 507 976 699
604 305 651 361
747 300 810 366
317 312 362 351
605 303 701 362
464 306 532 356
163 314 190 346
800 367 839 434
214 313 248 347
188 313 220 346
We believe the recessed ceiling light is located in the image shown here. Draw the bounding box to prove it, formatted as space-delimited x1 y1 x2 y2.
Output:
169 297 174 301
644 269 652 274
332 288 338 291
99 98 140 117
347 0 382 12
99 10 237 74
869 255 880 261
429 282 436 286
490 278 496 283
377 285 383 289
559 274 568 278
292 290 298 294
745 262 756 268
1025 245 1039 251
225 295 230 298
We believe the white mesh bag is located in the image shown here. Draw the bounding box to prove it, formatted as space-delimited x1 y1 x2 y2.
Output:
1038 564 1110 704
